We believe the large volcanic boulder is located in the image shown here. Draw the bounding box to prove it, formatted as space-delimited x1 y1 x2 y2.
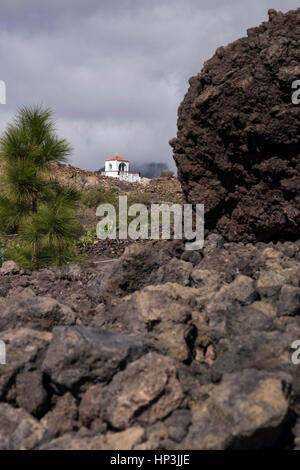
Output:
170 8 300 242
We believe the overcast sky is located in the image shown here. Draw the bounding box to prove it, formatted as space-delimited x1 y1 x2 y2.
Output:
0 0 299 171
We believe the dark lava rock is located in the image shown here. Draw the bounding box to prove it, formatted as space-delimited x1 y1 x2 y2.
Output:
170 8 300 242
164 409 191 443
277 285 300 316
99 352 183 430
92 282 210 362
16 370 48 417
0 294 76 331
41 393 78 441
0 403 46 450
42 325 147 392
78 384 105 430
180 369 289 450
0 328 52 401
87 241 181 304
38 426 145 450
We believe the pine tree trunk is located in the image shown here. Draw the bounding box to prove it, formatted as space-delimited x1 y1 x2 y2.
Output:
32 197 37 213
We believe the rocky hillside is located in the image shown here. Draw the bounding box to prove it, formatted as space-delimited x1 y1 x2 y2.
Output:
47 163 183 200
0 160 182 199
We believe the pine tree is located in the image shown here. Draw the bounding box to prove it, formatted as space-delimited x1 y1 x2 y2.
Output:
0 106 82 269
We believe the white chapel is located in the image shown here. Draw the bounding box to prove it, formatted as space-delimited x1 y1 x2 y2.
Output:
101 155 141 183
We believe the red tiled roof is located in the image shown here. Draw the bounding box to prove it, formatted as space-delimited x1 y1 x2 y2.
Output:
106 155 129 162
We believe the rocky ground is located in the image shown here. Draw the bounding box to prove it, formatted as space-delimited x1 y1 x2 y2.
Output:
1 234 300 449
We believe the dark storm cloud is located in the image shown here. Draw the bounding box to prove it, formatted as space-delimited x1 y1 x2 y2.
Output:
0 0 299 171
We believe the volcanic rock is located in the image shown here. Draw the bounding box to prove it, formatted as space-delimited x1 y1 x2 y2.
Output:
0 328 52 400
39 426 145 450
16 370 48 417
99 352 183 430
87 241 174 305
92 282 211 362
0 294 76 331
164 409 191 443
42 325 147 392
170 8 300 242
181 369 289 450
0 403 46 450
41 393 78 440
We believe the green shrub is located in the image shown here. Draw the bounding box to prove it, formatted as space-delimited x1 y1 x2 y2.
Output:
160 192 181 204
78 229 97 247
160 170 174 177
127 191 153 207
81 187 119 209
